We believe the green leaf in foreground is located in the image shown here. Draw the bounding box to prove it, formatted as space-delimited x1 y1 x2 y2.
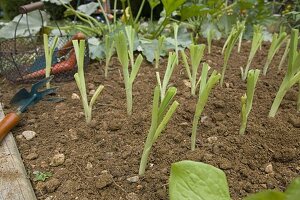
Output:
285 177 300 200
169 160 231 200
244 191 285 200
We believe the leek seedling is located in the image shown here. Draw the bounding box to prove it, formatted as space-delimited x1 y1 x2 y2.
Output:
125 26 135 68
221 21 245 87
115 31 143 116
154 35 165 69
156 52 177 101
191 63 221 151
139 86 179 176
43 34 58 89
239 69 260 135
278 38 290 71
104 35 115 78
263 31 288 75
269 29 300 117
207 28 215 54
173 23 179 64
73 40 105 123
181 44 206 96
241 25 263 81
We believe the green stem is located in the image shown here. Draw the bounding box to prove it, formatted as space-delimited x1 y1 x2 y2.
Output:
134 0 146 24
191 114 200 151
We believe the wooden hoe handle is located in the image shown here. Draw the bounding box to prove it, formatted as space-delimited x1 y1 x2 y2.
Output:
0 113 21 143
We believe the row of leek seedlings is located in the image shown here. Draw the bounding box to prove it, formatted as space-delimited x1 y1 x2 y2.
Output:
181 43 206 96
240 25 263 81
73 40 105 124
240 69 260 135
221 20 245 87
139 86 179 176
115 27 143 116
191 63 221 150
263 29 288 75
156 52 177 101
269 29 300 117
43 34 59 89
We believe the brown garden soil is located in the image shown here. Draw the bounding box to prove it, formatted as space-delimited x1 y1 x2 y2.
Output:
0 40 300 200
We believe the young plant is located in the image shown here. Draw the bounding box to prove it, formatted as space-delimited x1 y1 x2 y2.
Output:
33 171 52 182
221 20 245 87
156 52 177 101
73 40 105 123
207 28 215 54
263 31 288 75
43 34 58 89
104 35 115 78
181 43 206 96
278 38 290 71
139 86 179 176
173 23 179 64
269 29 300 117
125 25 135 68
241 25 263 81
154 35 165 69
240 69 260 135
191 63 221 150
169 160 231 200
115 30 143 116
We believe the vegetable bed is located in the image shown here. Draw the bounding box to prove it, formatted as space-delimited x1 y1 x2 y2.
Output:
0 40 299 200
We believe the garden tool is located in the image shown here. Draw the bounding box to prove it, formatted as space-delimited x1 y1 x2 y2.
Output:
0 75 62 143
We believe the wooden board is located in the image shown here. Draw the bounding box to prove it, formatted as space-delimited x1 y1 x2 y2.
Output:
0 103 37 200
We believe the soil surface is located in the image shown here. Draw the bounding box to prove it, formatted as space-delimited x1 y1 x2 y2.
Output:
1 40 300 200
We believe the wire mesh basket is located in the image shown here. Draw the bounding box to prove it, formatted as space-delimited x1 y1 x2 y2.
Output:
0 2 89 83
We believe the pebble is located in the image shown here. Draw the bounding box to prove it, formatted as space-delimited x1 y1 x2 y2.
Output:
45 178 61 193
213 100 225 108
108 121 122 131
126 192 139 200
86 162 93 169
265 163 274 174
25 152 38 160
207 136 218 143
213 112 225 122
288 115 300 128
71 93 80 100
183 79 191 88
95 171 113 189
89 90 96 95
22 130 36 140
127 175 139 183
219 160 232 170
50 153 65 167
88 83 95 90
68 129 78 140
45 196 54 200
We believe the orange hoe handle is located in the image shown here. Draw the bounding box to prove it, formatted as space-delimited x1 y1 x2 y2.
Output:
58 32 86 57
0 112 21 143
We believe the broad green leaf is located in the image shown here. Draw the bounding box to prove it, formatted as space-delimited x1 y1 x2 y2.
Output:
169 160 231 200
0 10 49 39
77 2 99 16
162 0 186 16
88 37 105 60
180 5 209 21
244 191 285 200
285 177 300 200
42 0 71 5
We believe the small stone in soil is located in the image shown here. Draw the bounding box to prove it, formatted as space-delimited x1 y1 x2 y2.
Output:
127 175 139 183
288 115 300 128
265 163 274 174
95 171 113 189
50 153 65 167
25 152 38 160
126 192 139 200
68 129 78 140
71 93 80 100
207 136 218 143
86 162 93 169
22 130 36 140
45 178 61 193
